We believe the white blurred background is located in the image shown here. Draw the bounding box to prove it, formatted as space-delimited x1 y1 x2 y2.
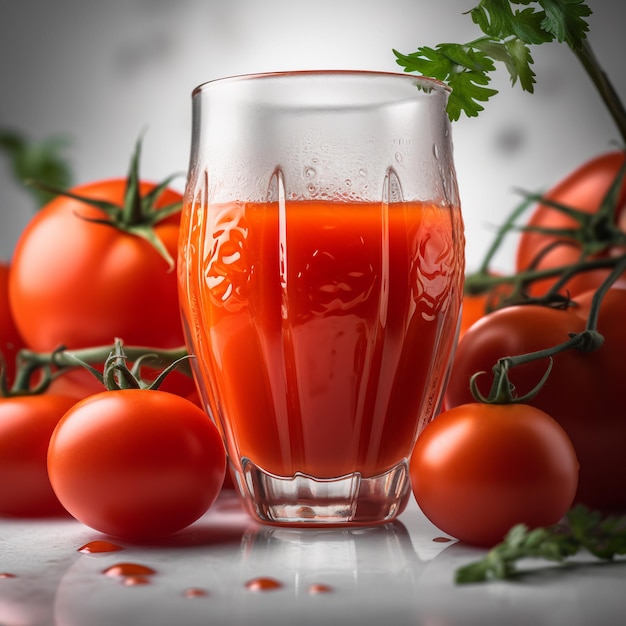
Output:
1 0 624 272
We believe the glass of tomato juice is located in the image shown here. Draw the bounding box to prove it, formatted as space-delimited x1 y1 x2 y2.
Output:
178 70 465 526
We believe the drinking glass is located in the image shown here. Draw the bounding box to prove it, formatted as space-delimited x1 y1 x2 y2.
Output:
178 70 465 526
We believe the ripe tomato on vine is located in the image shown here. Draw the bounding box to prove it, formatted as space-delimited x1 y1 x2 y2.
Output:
516 152 626 297
0 262 24 389
410 402 578 547
8 139 195 398
445 287 626 512
46 340 226 540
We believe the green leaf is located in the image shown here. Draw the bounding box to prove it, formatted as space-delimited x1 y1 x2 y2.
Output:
505 38 536 91
470 1 509 39
394 43 496 82
394 43 499 120
393 46 453 81
538 0 591 49
447 70 499 121
439 42 497 74
503 522 531 547
0 130 74 208
474 38 536 92
394 0 595 121
510 6 554 44
471 0 552 45
455 505 626 584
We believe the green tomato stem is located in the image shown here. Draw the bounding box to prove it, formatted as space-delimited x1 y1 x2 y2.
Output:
475 255 626 404
33 343 189 370
5 342 191 396
574 40 626 146
474 194 536 276
465 252 626 304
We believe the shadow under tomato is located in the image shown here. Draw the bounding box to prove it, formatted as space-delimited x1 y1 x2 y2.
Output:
82 492 251 550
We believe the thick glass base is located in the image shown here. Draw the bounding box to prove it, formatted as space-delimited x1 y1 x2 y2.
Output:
234 459 412 527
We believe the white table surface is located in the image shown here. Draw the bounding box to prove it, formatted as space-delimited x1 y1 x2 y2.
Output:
1 489 625 626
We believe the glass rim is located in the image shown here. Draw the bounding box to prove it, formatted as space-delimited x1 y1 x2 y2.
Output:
191 69 450 98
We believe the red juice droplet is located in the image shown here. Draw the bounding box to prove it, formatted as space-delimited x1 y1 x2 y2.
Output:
245 577 283 592
184 587 210 598
308 583 333 594
432 536 452 543
0 573 16 579
103 563 157 578
78 540 124 554
122 575 152 586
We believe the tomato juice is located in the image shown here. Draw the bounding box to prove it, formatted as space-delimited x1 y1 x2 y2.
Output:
180 197 464 485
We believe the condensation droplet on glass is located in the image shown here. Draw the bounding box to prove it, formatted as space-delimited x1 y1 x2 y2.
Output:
394 152 403 163
344 179 352 187
358 168 367 177
432 144 439 160
304 167 317 179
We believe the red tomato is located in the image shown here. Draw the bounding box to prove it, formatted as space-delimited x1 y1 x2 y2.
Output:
47 389 226 540
458 293 489 341
8 178 195 398
444 288 626 511
516 151 626 296
459 274 513 341
0 263 25 388
0 394 77 517
186 387 236 491
9 179 183 350
571 284 626 320
410 403 578 547
44 370 101 400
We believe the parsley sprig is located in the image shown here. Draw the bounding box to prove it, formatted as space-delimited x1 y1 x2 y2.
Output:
393 0 626 141
456 504 626 583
